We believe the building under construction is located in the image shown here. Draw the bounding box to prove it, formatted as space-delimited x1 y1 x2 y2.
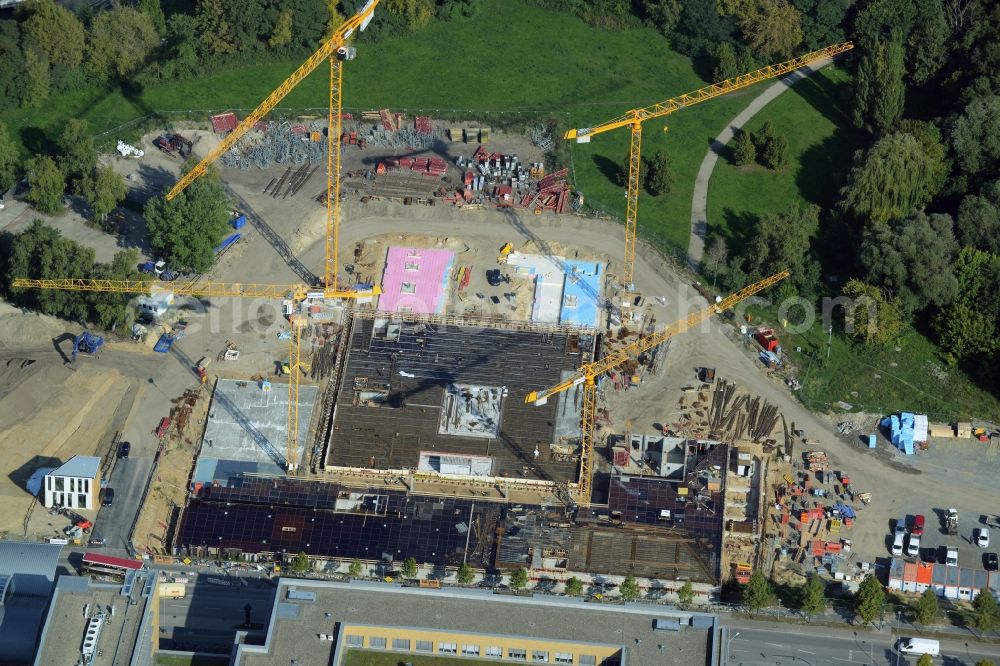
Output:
318 313 595 486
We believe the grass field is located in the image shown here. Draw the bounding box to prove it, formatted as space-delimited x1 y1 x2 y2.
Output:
0 0 802 252
742 301 1000 422
155 655 229 666
705 64 864 251
344 650 517 666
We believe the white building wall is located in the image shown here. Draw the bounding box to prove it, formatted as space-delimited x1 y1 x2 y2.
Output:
43 474 95 510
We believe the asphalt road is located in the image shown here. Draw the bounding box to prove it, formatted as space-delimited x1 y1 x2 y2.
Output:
724 622 1000 665
95 454 153 553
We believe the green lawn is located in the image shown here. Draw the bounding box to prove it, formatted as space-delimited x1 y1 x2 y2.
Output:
344 650 517 666
742 301 1000 422
0 0 810 253
705 64 864 251
155 655 229 666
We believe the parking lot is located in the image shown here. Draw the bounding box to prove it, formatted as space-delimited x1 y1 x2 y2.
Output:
885 507 997 571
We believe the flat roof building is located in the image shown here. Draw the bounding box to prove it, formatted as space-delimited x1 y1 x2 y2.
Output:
44 455 101 510
231 579 716 666
33 569 158 666
0 541 63 663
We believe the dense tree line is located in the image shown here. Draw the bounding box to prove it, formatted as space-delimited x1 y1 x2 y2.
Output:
0 0 486 116
697 0 1000 383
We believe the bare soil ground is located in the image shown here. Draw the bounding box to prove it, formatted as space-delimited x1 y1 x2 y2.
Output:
0 304 134 536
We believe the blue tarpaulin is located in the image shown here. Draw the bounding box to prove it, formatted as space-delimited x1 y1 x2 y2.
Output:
232 214 246 229
833 502 857 519
153 333 176 353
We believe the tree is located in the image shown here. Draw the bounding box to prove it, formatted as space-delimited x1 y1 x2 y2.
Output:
400 557 418 578
456 562 474 585
973 588 1000 630
564 577 584 597
7 220 94 320
84 166 126 223
672 0 736 58
0 21 27 112
59 119 97 194
325 0 348 37
913 588 939 625
741 203 820 296
840 280 906 345
732 129 756 166
86 7 159 81
144 167 231 272
906 0 949 85
916 655 933 666
860 211 959 314
738 0 803 58
839 133 946 225
975 660 996 666
751 120 775 152
800 574 826 618
21 0 86 71
933 247 1000 361
761 132 789 170
509 567 528 591
289 551 310 573
949 96 1000 182
637 0 683 37
24 155 65 214
854 575 885 626
620 575 641 601
348 559 363 577
0 121 18 193
269 8 294 48
742 571 775 615
138 0 167 36
22 46 50 108
643 149 674 197
703 236 729 285
853 38 905 134
793 0 850 50
957 180 1000 254
677 580 695 607
195 0 237 56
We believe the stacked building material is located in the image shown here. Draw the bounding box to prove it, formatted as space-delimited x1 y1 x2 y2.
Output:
414 116 433 134
804 450 829 472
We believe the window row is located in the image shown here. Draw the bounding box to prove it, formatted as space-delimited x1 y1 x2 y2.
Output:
344 634 597 664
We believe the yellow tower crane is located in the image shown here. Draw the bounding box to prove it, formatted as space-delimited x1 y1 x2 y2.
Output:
525 270 790 506
566 42 852 290
12 0 386 474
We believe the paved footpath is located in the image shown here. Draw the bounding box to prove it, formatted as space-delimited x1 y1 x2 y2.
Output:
688 57 834 265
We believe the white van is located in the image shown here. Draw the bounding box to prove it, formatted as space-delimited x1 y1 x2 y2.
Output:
898 637 939 656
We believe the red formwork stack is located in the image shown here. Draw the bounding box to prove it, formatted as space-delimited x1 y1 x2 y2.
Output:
414 116 433 134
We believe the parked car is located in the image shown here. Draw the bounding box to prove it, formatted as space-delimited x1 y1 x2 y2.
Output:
912 514 925 536
895 517 907 537
101 488 114 507
984 552 998 571
118 441 130 459
977 527 991 548
906 534 921 557
946 547 958 566
892 532 904 556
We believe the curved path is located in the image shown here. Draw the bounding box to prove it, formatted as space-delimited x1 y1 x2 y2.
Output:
687 57 834 265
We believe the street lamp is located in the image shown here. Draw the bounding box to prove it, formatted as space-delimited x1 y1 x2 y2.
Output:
726 631 741 662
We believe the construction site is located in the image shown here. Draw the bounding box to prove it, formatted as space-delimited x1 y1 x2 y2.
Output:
8 3 1000 635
